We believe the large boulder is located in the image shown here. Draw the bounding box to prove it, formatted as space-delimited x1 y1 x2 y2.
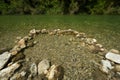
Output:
105 52 120 64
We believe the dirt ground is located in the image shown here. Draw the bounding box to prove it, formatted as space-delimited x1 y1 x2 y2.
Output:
17 34 112 80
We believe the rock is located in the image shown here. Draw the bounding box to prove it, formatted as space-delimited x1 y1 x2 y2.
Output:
46 65 64 80
101 60 114 74
30 63 37 77
41 29 48 34
76 33 86 38
63 29 77 35
87 43 104 53
10 71 26 80
95 44 103 48
33 41 37 44
7 62 13 67
49 30 57 35
85 38 97 45
90 44 105 53
69 38 75 42
105 52 120 64
38 59 50 75
73 31 79 35
10 45 23 54
30 29 36 34
0 52 11 70
92 39 97 43
100 48 105 52
0 62 20 79
18 39 26 49
57 29 77 35
110 49 119 54
10 50 18 55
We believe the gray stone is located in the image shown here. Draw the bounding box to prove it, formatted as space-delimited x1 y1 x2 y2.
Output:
0 62 20 79
105 52 120 64
30 63 37 77
0 52 11 70
38 59 50 75
101 60 114 74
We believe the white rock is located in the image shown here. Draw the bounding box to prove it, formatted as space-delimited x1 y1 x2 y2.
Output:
46 65 63 80
30 63 37 77
38 59 50 75
85 38 97 45
0 62 20 79
30 29 36 34
101 60 114 74
76 33 86 38
105 52 120 64
20 71 26 76
95 44 103 48
41 29 48 34
0 52 11 70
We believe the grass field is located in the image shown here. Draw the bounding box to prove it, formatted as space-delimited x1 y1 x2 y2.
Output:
0 15 120 80
0 15 120 50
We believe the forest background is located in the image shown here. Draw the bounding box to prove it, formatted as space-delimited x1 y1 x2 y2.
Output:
0 0 120 15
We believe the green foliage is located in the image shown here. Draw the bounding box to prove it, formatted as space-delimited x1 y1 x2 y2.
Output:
89 0 106 14
0 0 119 15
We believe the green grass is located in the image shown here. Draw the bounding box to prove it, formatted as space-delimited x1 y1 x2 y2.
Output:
0 15 120 50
